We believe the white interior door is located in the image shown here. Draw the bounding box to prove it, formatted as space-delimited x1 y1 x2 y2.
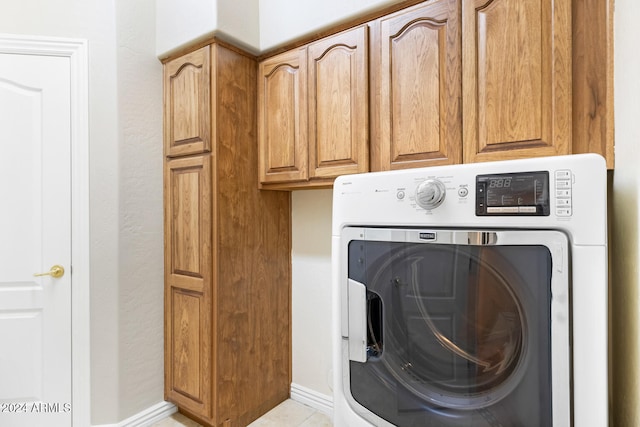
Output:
0 52 72 427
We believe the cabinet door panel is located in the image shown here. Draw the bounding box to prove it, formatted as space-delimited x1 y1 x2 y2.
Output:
308 26 369 178
171 289 204 400
373 0 461 170
171 169 203 275
164 155 212 419
164 47 211 157
258 48 308 183
463 0 571 162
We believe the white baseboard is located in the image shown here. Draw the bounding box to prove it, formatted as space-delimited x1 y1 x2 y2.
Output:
94 387 331 427
93 401 177 427
290 383 333 416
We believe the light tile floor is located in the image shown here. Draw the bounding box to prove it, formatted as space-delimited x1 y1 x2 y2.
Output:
152 400 333 427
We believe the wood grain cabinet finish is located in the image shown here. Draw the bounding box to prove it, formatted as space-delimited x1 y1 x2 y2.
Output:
462 0 572 163
572 0 614 169
164 155 213 418
371 0 461 170
308 26 369 179
258 26 369 188
258 48 308 184
163 42 291 427
164 46 211 157
256 0 614 188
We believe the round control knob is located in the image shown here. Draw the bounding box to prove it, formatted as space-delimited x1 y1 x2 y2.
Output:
416 179 447 210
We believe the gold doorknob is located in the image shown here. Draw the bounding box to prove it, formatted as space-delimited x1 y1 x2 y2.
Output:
34 265 65 279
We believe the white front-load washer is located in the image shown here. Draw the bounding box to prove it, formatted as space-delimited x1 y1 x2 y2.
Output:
331 154 607 426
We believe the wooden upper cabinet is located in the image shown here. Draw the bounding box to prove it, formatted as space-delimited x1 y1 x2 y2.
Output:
256 0 613 186
258 48 308 184
164 154 212 419
308 26 369 178
372 0 462 171
462 0 571 163
164 47 211 157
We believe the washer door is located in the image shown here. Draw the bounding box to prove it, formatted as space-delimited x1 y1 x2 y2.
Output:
342 229 570 427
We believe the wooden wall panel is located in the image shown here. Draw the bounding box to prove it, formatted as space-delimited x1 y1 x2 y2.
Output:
213 44 292 427
572 0 615 168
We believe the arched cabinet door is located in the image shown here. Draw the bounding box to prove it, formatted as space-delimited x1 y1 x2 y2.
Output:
258 48 308 184
371 0 462 171
462 0 571 163
164 46 211 157
308 26 369 179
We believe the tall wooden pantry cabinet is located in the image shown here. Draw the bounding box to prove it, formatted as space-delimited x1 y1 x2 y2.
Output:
162 40 292 427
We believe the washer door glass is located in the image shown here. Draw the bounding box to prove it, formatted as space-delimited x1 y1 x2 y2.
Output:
347 240 552 426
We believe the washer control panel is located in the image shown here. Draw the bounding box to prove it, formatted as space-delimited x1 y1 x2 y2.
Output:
381 167 575 218
334 154 606 244
475 171 551 216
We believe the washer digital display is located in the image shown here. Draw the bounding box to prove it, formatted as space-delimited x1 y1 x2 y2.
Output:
476 171 550 216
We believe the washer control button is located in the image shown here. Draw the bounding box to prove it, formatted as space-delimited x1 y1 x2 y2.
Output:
554 169 573 217
458 187 469 198
397 190 405 200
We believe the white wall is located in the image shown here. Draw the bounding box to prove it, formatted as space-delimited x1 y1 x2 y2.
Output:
155 0 217 57
612 0 640 424
259 0 395 50
291 190 334 397
116 0 165 420
217 0 260 52
156 0 259 57
0 1 163 425
156 0 395 56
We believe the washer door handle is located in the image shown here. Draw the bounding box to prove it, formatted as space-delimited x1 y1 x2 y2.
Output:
348 279 367 363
